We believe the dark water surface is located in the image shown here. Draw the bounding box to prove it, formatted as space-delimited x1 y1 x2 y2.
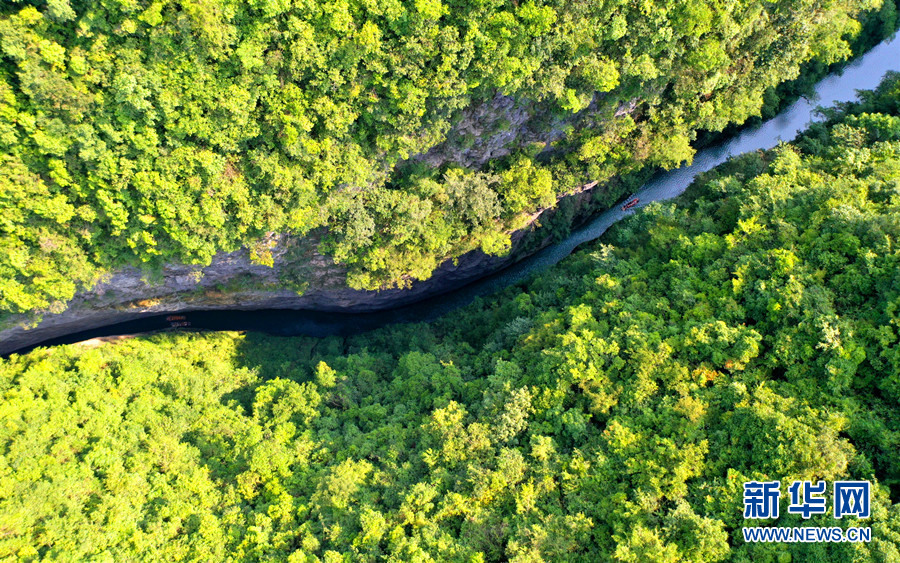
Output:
9 36 900 355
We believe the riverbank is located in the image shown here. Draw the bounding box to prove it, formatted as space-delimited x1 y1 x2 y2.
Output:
5 31 900 356
0 178 609 355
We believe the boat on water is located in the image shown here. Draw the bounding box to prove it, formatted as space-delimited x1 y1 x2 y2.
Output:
165 314 191 328
622 198 639 211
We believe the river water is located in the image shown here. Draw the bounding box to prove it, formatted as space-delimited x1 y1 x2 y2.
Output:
10 35 900 353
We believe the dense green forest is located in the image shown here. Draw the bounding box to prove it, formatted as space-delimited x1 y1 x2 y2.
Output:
1 0 897 317
3 73 900 561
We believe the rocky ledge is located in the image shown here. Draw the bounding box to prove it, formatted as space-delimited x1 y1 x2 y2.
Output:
0 183 603 356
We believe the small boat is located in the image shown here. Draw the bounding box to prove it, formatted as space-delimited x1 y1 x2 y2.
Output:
166 315 186 322
622 198 639 211
169 321 191 328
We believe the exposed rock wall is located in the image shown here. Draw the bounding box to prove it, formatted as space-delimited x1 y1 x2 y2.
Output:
0 190 592 355
1 93 631 355
413 92 564 169
409 91 625 169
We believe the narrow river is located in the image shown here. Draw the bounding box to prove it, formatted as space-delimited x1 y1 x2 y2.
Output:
9 35 900 354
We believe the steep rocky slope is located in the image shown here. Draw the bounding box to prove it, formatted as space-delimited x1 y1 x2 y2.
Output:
0 179 601 354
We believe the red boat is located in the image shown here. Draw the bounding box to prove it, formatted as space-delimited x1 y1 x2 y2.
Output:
166 315 186 322
622 198 639 211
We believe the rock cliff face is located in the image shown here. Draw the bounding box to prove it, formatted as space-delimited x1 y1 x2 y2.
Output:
1 93 624 356
0 189 595 355
410 91 628 170
412 92 568 169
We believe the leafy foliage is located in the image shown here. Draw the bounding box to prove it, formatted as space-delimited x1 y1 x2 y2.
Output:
0 0 889 312
3 73 900 561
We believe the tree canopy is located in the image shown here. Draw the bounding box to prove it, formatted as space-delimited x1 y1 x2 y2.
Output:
0 0 892 316
2 72 899 561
